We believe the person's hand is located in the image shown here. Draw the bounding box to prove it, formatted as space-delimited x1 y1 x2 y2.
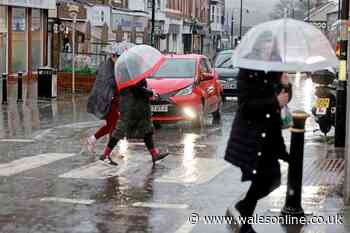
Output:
281 72 289 86
277 90 289 107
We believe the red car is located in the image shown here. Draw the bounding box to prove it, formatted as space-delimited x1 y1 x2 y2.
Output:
147 54 223 128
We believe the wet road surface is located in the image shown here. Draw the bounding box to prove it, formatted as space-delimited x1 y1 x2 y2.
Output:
0 77 348 233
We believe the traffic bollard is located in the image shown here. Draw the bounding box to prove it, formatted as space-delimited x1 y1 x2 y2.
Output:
2 73 7 105
17 72 23 103
281 111 309 217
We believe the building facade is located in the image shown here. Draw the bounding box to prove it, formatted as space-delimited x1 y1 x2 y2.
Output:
0 0 56 76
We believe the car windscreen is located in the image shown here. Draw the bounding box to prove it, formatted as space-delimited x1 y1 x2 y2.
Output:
214 51 233 68
150 58 196 78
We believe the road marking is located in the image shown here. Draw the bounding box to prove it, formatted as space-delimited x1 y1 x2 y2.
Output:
59 160 126 179
174 222 196 233
40 197 95 205
156 158 230 185
0 153 75 176
132 202 189 209
0 139 35 143
56 121 101 129
33 128 53 140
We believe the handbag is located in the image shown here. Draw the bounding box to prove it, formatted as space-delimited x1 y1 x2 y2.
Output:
281 105 293 129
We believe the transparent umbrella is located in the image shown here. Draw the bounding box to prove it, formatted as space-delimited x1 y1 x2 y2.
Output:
115 45 165 90
232 18 339 72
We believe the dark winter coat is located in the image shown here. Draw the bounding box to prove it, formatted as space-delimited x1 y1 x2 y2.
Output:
87 57 117 119
111 79 154 139
224 69 290 182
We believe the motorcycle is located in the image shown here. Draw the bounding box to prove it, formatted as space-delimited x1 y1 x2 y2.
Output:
311 70 337 136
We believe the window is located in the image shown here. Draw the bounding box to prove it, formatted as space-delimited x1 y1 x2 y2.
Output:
12 7 27 73
31 9 42 71
0 6 7 74
151 58 196 78
200 58 211 74
211 5 214 22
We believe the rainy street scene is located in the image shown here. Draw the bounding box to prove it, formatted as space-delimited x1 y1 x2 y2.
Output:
1 0 350 233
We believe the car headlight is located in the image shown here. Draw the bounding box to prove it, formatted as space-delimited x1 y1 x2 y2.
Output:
219 79 227 84
175 85 193 96
183 107 196 119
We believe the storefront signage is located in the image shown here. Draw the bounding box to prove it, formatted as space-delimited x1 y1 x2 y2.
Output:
112 13 147 31
87 6 110 27
0 0 56 9
58 2 87 21
310 21 327 32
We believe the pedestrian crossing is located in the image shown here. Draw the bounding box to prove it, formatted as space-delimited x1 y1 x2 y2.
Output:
0 153 75 176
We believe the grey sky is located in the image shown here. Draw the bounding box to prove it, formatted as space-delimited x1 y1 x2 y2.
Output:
225 0 280 26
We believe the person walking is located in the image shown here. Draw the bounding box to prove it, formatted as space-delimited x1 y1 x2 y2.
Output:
101 78 169 166
86 46 121 154
225 69 291 233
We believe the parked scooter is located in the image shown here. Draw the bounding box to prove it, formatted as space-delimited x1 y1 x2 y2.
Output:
311 70 337 136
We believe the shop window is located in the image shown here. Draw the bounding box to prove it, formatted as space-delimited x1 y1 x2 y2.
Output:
31 9 42 71
0 6 7 74
12 7 27 73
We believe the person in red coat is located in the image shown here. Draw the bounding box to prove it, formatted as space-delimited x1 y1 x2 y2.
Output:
86 51 120 155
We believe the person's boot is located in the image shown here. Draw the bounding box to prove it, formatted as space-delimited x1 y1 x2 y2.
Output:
150 148 169 164
100 146 118 166
240 224 256 233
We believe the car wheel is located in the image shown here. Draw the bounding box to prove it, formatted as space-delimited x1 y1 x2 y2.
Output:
212 97 222 125
192 104 205 129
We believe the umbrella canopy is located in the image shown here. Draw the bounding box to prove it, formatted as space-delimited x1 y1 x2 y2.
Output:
232 18 339 73
115 45 165 90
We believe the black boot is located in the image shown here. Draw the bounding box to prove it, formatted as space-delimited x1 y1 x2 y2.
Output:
99 154 118 166
240 224 257 233
152 152 169 164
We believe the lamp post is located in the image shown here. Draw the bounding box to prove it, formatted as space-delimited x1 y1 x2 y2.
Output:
68 3 79 94
239 0 243 40
151 0 156 47
71 13 77 94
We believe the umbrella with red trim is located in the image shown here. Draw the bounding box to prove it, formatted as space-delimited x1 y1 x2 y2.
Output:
115 45 165 90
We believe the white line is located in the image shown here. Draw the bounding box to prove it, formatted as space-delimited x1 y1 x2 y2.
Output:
56 121 101 129
40 197 95 205
0 139 35 143
156 158 230 185
34 128 53 140
174 222 196 233
132 202 189 209
0 153 76 176
59 160 127 179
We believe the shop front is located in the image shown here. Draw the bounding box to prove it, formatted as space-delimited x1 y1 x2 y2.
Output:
0 0 55 77
111 9 148 45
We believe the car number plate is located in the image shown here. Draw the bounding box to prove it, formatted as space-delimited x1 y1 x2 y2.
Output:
315 98 330 108
224 82 237 89
151 105 168 112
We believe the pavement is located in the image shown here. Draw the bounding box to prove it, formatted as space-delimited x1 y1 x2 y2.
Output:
0 78 349 233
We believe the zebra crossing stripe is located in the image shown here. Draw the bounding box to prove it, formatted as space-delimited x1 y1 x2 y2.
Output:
40 197 95 205
59 160 126 179
155 158 230 185
0 153 75 176
0 139 36 143
132 202 189 209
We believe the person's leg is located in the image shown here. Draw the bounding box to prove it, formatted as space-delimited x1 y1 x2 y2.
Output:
144 133 169 164
100 127 123 166
235 170 281 233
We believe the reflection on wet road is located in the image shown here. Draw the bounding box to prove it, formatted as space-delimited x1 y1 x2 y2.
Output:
0 78 348 233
